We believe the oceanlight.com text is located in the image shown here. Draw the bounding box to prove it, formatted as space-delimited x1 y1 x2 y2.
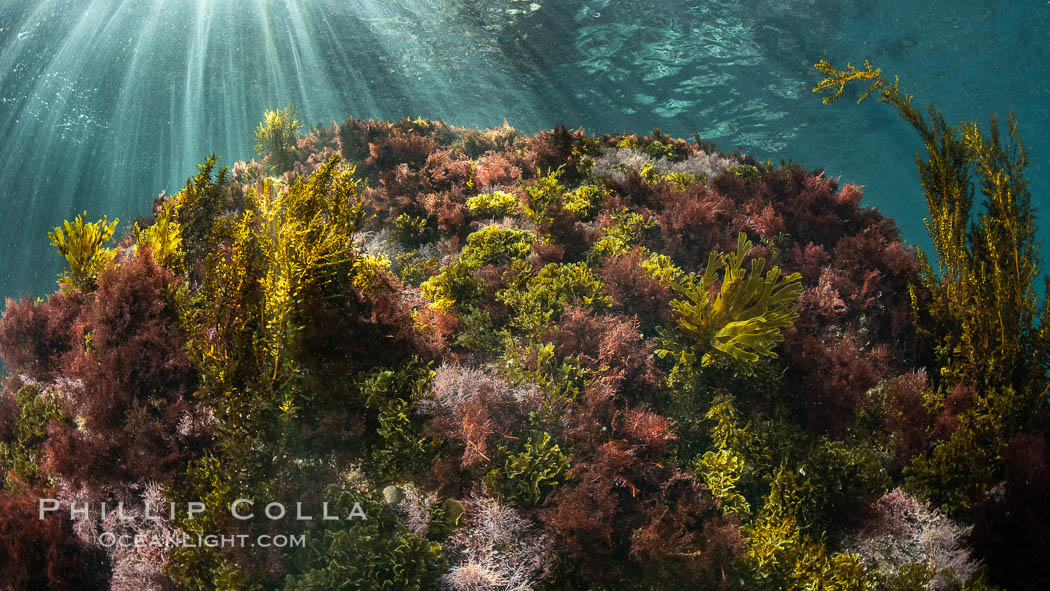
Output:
97 532 306 549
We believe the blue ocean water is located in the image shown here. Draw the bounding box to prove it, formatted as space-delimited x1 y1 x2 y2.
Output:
0 0 1047 302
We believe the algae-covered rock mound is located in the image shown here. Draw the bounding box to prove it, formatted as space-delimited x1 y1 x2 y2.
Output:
1 110 1046 590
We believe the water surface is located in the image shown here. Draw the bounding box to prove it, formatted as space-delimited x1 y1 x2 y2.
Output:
1 0 1047 301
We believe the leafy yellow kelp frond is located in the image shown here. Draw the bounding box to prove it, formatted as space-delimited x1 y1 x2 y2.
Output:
48 211 118 290
420 225 535 313
695 448 750 517
812 59 886 105
815 59 1047 398
169 153 229 272
253 156 367 385
254 104 302 175
498 261 610 334
562 184 603 220
521 165 566 229
180 154 368 434
744 464 876 591
959 117 1041 389
658 232 803 374
352 253 392 291
134 198 184 270
816 60 970 293
642 250 692 292
466 189 519 218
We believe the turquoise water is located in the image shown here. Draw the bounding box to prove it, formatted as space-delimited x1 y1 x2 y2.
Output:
1 0 1047 302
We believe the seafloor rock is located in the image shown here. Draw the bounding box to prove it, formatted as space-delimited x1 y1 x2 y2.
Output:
0 117 1040 591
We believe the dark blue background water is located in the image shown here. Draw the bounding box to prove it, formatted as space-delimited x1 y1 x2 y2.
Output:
1 0 1047 302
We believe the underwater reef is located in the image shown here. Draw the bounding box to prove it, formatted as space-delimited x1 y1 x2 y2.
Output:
1 68 1049 591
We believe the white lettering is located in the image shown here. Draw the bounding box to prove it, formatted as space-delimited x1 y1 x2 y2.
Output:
347 502 367 520
231 499 253 520
38 498 59 520
264 502 285 520
70 501 89 521
187 501 205 519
